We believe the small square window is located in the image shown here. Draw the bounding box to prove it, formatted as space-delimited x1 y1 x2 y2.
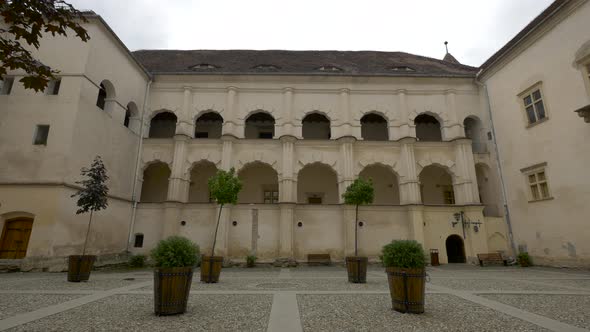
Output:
523 164 552 202
520 85 548 125
33 125 50 145
263 190 279 203
134 234 144 248
0 77 14 95
45 79 61 95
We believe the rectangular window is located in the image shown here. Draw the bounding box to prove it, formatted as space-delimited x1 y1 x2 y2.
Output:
442 185 455 205
520 85 547 125
308 196 322 204
45 79 61 95
0 77 14 95
258 132 273 139
33 125 50 145
134 234 144 248
263 190 279 204
522 163 552 202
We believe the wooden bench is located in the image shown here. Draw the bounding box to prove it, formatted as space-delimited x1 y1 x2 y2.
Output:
477 253 507 267
307 254 331 266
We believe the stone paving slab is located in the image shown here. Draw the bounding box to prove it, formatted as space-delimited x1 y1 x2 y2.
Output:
0 294 83 320
6 294 273 332
481 294 590 330
516 279 590 290
428 278 572 292
297 293 548 332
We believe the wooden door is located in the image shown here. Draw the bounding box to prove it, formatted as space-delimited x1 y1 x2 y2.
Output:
0 218 33 259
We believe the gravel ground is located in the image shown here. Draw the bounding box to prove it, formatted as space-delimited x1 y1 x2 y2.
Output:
481 294 590 330
428 278 570 291
297 293 548 332
515 278 590 290
0 277 141 291
0 294 83 320
7 294 273 332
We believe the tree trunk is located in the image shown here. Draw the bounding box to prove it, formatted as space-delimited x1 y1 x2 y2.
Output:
211 204 224 256
354 204 359 256
82 210 93 256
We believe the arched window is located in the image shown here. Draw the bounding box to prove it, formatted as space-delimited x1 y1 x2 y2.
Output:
297 163 339 204
415 114 442 141
359 164 399 204
96 84 107 110
419 165 454 205
96 80 115 111
245 112 275 139
195 112 223 139
464 116 486 153
361 113 388 141
238 162 279 204
149 112 177 138
188 161 218 202
302 113 331 139
125 102 138 129
140 162 171 202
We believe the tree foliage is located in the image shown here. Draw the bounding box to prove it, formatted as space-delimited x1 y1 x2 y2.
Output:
208 168 242 205
342 178 374 206
0 0 90 91
71 156 109 214
151 236 200 268
382 240 426 268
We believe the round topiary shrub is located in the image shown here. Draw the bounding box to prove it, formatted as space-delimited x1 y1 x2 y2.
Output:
382 240 426 268
151 236 200 268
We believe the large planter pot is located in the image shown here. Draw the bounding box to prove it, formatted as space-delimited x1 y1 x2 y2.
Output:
154 266 193 315
386 267 426 314
67 255 96 282
345 256 368 283
200 256 223 283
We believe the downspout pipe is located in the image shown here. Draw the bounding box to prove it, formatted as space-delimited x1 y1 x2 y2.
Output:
475 72 518 257
126 78 152 251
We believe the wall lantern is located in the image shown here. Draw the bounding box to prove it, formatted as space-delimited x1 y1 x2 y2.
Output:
574 104 590 123
450 211 482 239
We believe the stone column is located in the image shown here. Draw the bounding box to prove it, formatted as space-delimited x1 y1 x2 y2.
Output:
395 90 413 139
443 90 462 140
222 86 239 137
407 206 425 246
338 88 354 138
399 138 422 204
338 137 355 203
175 87 194 137
220 136 234 171
280 88 294 138
167 135 189 202
452 139 479 204
278 136 296 258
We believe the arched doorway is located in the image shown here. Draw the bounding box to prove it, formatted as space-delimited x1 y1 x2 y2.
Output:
0 217 34 259
445 235 466 263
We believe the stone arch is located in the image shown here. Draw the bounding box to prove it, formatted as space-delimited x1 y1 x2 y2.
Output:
419 164 455 205
360 112 389 141
446 234 466 263
408 110 446 125
195 111 223 138
141 159 172 174
125 102 139 129
414 113 443 141
236 152 279 175
416 158 456 178
488 232 508 253
140 162 171 202
244 111 276 139
359 163 400 205
296 152 338 175
297 162 339 204
188 160 218 203
302 112 331 140
148 111 177 138
96 80 116 111
295 109 335 122
237 161 279 204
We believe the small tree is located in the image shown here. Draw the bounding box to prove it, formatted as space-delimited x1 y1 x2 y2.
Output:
71 156 109 256
207 168 242 256
342 178 374 256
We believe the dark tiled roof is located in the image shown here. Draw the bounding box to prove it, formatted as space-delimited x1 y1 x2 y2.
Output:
132 50 477 77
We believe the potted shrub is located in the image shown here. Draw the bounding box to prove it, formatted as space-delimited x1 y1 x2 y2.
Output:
518 252 532 267
202 168 242 283
342 178 374 283
382 240 427 314
68 156 108 282
151 236 199 315
246 255 257 268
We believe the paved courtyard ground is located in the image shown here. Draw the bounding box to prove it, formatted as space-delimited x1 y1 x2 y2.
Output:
0 264 589 331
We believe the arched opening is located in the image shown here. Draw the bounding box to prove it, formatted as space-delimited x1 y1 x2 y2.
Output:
238 162 279 203
361 113 388 141
188 161 218 203
125 102 138 128
195 112 223 139
96 80 115 111
419 165 455 205
415 114 442 141
359 164 400 204
464 116 485 153
476 163 499 216
302 113 331 139
0 217 34 259
140 162 170 202
149 112 177 138
446 235 466 263
245 112 275 139
297 163 338 204
488 232 507 254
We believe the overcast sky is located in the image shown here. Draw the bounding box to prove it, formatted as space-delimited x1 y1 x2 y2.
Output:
68 0 554 67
